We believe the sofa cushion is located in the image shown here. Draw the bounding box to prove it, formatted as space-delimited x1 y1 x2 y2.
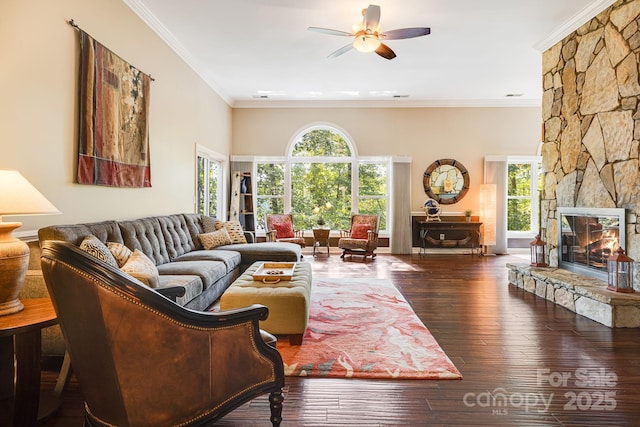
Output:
158 214 199 260
173 249 241 272
79 235 118 267
215 220 247 244
157 275 203 306
156 260 227 289
119 217 170 265
198 229 232 249
39 221 123 246
107 242 133 267
121 249 160 288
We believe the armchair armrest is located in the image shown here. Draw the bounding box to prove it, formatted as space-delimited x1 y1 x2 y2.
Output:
243 230 255 243
266 230 277 242
367 230 379 244
294 229 304 238
340 229 351 238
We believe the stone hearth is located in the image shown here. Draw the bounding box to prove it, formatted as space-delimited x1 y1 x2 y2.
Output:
507 263 640 327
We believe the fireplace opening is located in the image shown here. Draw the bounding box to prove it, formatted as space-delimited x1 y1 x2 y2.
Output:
557 207 626 281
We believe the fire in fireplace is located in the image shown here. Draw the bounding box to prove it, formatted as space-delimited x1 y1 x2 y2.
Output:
557 207 626 281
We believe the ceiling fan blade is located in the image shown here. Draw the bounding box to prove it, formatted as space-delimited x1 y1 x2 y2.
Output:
307 27 353 37
328 44 354 59
375 43 396 60
364 4 381 31
381 27 431 40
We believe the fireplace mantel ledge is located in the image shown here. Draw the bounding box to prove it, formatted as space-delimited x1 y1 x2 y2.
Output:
507 263 640 327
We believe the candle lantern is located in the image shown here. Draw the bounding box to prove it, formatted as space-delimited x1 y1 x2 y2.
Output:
607 247 635 293
529 235 547 267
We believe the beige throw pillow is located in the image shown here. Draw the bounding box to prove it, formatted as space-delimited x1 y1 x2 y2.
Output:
120 249 160 288
199 228 232 249
106 242 133 267
214 220 247 244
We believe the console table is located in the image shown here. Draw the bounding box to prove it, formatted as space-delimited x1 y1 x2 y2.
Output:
418 221 482 255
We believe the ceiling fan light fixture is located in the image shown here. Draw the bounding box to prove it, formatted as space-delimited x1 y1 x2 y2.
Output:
353 33 381 52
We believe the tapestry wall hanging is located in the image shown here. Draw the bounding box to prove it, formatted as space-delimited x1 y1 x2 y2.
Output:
76 29 152 187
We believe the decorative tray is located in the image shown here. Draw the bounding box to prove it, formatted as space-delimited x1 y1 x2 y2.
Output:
252 262 296 282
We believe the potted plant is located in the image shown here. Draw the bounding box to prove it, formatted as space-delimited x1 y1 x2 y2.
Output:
464 209 472 222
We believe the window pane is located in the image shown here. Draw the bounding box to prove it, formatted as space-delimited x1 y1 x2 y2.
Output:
508 199 532 231
508 163 531 196
291 162 351 230
196 157 205 215
208 161 218 217
359 163 387 196
257 163 284 195
291 129 351 157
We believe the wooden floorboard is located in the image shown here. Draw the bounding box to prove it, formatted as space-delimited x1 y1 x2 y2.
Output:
39 250 640 426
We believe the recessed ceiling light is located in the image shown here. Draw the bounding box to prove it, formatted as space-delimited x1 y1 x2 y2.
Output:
505 93 524 97
393 94 410 98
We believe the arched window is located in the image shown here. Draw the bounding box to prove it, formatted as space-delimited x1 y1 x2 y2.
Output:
255 125 388 232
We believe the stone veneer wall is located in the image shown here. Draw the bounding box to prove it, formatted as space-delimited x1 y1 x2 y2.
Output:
541 0 640 290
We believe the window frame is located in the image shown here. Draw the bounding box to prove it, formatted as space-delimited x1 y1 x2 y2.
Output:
195 144 228 219
251 124 390 234
506 156 541 239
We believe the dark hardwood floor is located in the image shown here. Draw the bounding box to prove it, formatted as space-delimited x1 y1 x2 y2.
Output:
39 249 640 426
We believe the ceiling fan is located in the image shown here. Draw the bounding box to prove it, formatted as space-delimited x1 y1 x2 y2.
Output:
308 4 430 60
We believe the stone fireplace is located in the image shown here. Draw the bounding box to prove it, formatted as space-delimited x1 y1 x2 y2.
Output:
557 207 625 281
507 0 640 328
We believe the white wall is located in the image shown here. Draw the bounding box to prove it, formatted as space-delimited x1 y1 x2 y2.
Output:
232 107 541 214
1 0 232 234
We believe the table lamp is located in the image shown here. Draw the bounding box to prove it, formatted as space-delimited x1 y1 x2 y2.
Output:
0 170 59 315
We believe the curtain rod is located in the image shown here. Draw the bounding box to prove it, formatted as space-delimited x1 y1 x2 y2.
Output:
67 19 155 81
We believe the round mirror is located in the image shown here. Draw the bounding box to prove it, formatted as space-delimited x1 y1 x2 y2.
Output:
423 159 469 204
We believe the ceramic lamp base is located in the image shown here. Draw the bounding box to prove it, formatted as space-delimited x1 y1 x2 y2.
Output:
0 222 29 316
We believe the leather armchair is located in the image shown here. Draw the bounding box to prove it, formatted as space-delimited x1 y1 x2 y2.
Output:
40 241 284 427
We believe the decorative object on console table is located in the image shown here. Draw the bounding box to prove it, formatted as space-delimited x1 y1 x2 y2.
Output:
607 247 634 293
0 170 59 316
464 209 472 223
529 235 547 267
423 198 441 221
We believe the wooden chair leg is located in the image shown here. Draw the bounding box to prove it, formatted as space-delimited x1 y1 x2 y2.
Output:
269 390 284 427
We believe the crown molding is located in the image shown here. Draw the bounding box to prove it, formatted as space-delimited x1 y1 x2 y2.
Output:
122 0 233 106
231 98 542 109
534 0 617 51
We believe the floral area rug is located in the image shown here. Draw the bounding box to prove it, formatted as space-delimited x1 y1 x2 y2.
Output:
277 278 462 380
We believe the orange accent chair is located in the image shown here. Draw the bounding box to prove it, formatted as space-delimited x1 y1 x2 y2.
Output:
40 240 285 427
265 213 306 248
337 213 380 260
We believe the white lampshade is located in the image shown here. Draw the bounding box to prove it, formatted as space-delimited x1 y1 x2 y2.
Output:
480 184 497 247
0 169 59 219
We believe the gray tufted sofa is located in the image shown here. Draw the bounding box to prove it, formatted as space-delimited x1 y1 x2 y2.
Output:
38 213 302 312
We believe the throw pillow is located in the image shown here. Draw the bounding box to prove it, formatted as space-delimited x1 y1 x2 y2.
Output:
272 221 294 239
120 249 160 288
199 228 232 249
214 220 248 244
79 235 118 267
351 223 371 240
106 242 133 267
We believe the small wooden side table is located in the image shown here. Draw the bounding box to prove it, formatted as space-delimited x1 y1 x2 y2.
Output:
0 298 59 426
312 228 330 256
